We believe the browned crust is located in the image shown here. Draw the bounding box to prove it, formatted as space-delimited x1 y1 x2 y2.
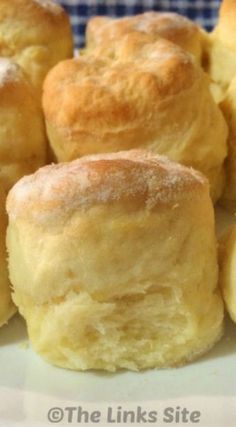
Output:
43 37 198 132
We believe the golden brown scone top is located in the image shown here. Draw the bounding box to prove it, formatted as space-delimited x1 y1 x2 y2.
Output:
86 12 203 62
42 32 228 202
7 150 207 224
0 0 73 93
43 36 198 132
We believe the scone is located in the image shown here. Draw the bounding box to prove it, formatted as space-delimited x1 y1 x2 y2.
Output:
219 77 236 210
0 0 73 97
0 58 47 192
6 150 224 371
0 185 15 327
206 0 236 91
85 12 205 64
43 35 228 202
219 226 236 323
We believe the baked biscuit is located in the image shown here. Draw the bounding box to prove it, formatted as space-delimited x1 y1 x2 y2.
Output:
43 36 228 202
85 12 205 63
219 77 236 209
206 0 236 90
0 185 15 327
0 0 73 97
6 150 224 371
0 58 47 192
219 225 236 323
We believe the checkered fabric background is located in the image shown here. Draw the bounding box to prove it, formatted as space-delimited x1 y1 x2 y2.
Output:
56 0 221 48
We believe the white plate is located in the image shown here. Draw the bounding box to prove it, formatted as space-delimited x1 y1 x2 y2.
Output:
1 207 236 427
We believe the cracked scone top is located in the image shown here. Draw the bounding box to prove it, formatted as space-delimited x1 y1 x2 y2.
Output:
7 150 223 371
43 35 227 202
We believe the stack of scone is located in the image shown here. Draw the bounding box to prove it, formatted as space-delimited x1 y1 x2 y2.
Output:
3 0 236 372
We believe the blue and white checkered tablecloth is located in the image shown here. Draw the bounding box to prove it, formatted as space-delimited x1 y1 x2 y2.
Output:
56 0 221 48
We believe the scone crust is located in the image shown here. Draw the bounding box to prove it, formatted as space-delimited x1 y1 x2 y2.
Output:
0 186 15 327
7 149 207 224
219 225 236 322
206 0 236 89
220 76 236 208
0 0 73 93
43 37 198 132
0 0 72 49
216 0 236 40
43 34 227 201
0 58 47 192
86 12 203 62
